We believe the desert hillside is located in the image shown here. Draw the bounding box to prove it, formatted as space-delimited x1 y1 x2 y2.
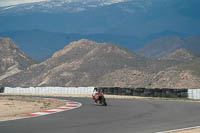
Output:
0 38 37 81
0 39 200 88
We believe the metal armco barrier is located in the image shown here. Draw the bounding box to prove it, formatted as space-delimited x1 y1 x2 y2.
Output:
101 87 188 98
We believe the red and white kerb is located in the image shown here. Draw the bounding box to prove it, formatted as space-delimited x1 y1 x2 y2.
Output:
27 100 82 117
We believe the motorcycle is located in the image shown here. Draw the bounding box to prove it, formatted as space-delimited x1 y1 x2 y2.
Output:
93 91 107 106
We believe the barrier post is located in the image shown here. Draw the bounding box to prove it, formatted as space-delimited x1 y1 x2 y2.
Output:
0 87 4 93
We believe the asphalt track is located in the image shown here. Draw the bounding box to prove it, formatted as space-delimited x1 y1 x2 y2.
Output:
1 97 200 133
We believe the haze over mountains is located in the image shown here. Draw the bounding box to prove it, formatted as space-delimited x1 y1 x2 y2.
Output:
0 39 200 88
0 30 189 61
1 0 199 35
0 30 140 61
0 0 199 61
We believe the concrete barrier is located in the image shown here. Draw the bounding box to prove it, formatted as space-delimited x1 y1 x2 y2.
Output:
4 87 94 95
188 89 200 99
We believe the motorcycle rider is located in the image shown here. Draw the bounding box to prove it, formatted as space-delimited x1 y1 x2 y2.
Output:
98 89 103 104
92 88 99 103
92 88 107 106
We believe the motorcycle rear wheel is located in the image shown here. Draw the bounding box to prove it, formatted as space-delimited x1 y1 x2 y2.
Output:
103 98 107 106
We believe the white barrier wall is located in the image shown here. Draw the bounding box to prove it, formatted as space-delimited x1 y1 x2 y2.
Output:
188 89 200 99
3 87 200 99
4 87 94 95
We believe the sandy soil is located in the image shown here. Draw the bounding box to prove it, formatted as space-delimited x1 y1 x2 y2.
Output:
0 96 65 121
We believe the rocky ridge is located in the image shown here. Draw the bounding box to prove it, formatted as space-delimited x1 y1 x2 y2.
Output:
0 38 37 81
0 39 151 87
159 49 198 61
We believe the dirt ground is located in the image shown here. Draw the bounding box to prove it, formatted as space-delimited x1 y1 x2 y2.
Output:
0 96 65 121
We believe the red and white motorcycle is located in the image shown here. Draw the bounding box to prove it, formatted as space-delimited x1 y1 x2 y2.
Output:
92 90 107 106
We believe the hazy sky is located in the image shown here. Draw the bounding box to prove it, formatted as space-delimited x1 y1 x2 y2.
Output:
0 0 48 7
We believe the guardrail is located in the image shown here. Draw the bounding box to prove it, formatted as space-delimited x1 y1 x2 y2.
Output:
1 87 200 99
101 87 188 98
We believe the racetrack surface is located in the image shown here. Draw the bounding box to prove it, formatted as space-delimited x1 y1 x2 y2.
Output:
1 97 200 133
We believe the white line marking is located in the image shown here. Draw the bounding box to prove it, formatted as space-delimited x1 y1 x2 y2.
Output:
30 112 50 115
156 126 200 133
58 106 70 109
47 109 64 112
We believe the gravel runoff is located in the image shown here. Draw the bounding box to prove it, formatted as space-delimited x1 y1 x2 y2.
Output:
0 95 65 121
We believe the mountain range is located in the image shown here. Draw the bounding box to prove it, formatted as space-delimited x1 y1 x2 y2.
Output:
0 38 200 88
0 0 199 61
136 36 200 58
0 39 151 87
0 0 199 36
0 30 140 61
0 0 200 88
0 30 189 61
